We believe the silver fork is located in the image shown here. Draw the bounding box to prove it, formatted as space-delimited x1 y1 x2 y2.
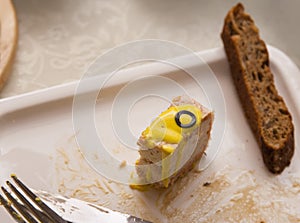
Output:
0 175 153 223
0 175 71 223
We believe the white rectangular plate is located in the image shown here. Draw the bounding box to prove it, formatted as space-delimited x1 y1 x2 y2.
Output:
0 46 300 223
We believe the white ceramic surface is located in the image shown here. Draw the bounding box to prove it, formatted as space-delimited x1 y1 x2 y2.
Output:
0 47 299 222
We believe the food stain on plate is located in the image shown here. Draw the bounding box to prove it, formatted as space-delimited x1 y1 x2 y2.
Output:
53 138 163 223
157 166 300 222
53 135 300 223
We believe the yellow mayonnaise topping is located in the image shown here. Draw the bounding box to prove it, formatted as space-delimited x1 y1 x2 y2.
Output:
161 150 171 187
142 104 202 152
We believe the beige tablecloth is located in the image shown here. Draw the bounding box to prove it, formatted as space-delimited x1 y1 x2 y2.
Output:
2 0 300 97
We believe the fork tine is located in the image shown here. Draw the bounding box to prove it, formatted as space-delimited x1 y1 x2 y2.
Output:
0 193 26 223
1 186 39 223
11 175 69 223
6 181 53 223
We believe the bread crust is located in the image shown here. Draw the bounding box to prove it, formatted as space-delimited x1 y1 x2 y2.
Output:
221 3 294 174
0 0 18 91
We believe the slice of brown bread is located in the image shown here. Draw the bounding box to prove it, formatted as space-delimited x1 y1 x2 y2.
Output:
221 3 294 174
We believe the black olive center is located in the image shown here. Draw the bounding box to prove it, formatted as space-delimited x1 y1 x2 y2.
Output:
175 110 196 128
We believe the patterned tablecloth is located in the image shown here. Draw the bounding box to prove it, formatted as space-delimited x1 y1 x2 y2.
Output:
2 0 300 97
